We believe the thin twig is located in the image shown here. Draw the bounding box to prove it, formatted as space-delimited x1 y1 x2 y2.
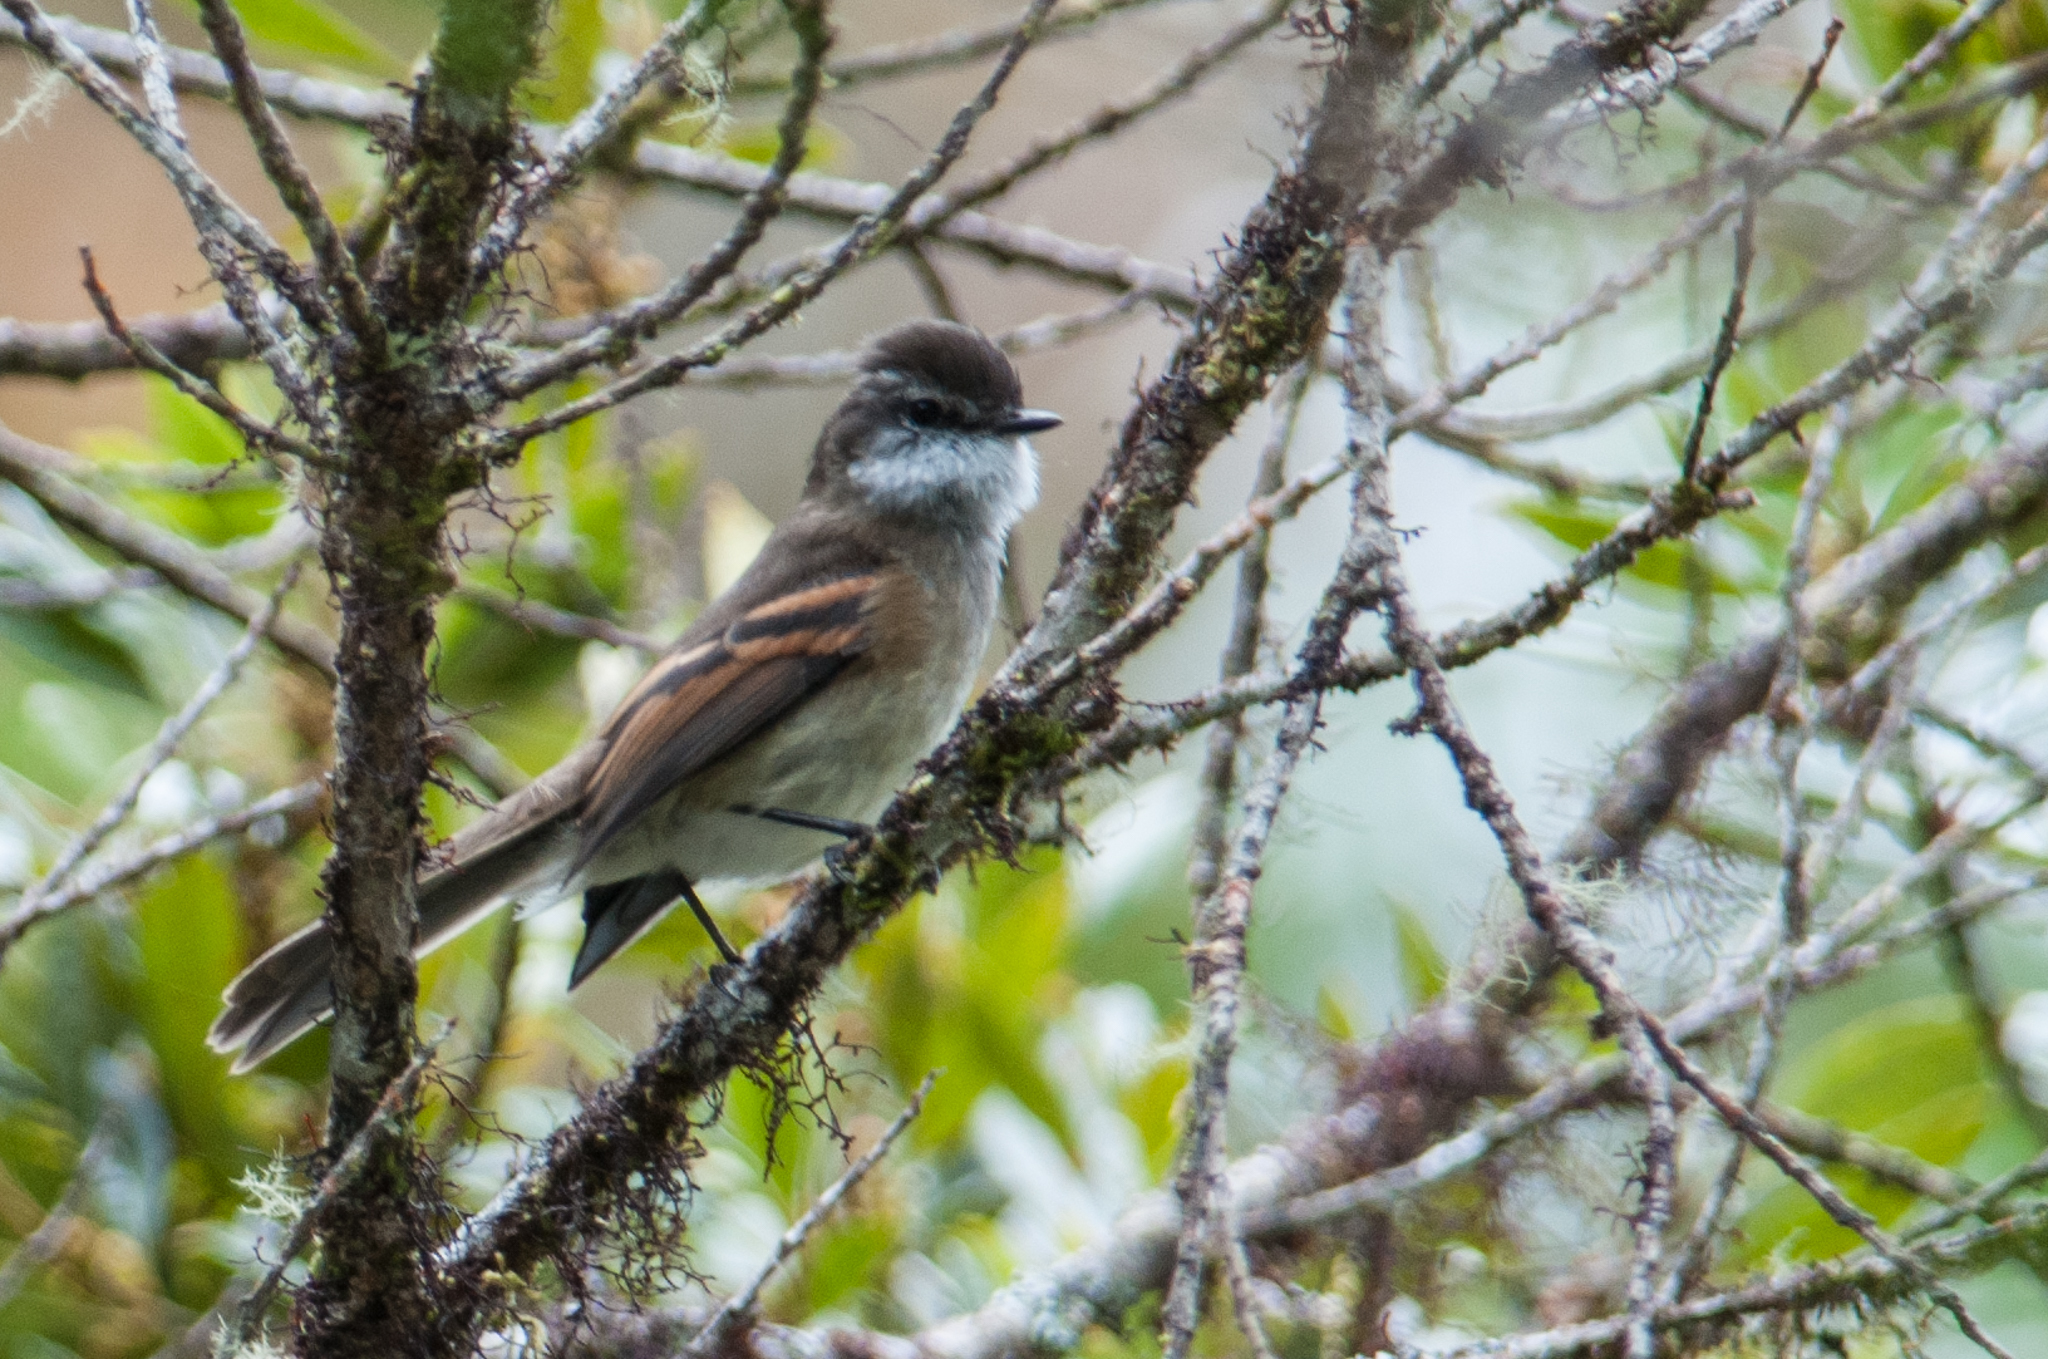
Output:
1676 193 1756 481
1938 899 2048 1141
1418 1203 2048 1359
473 0 735 281
0 779 326 957
0 423 338 678
663 291 1147 389
1393 638 2021 1357
1395 183 1750 437
728 0 1170 94
0 568 158 610
1644 1032 2020 1358
0 305 255 379
1861 0 2013 117
1350 280 1687 1359
1622 1055 1677 1359
78 247 322 464
1659 404 1849 1304
452 585 658 652
491 0 1060 426
0 13 1208 333
0 424 520 802
1166 258 1387 1359
502 0 832 395
9 563 300 927
900 242 963 323
1432 258 1888 444
1407 0 1555 109
680 1073 938 1359
1546 0 1803 133
1906 1144 2048 1241
1759 1101 1975 1204
4 0 329 425
1825 541 2048 723
0 1126 103 1311
1252 863 2046 1237
1187 366 1309 901
1360 325 2016 1355
193 0 382 355
219 1023 454 1355
920 0 1291 221
1171 352 1294 1358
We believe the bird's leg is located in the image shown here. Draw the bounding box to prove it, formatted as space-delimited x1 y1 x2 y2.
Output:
732 804 871 839
677 875 744 966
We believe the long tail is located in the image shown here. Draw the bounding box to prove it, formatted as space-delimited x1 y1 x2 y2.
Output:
208 773 584 1072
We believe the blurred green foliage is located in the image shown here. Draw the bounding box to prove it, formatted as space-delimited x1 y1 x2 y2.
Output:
195 0 402 77
3 0 2048 1355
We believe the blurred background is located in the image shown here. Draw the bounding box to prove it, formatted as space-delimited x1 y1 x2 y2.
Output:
5 0 2048 1354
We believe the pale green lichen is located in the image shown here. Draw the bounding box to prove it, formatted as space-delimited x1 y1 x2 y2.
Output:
214 1332 289 1359
0 61 63 142
233 1153 310 1223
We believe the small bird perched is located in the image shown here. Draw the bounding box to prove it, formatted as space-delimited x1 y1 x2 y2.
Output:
209 320 1059 1072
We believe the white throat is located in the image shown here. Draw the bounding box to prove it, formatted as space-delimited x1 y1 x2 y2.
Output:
847 426 1041 539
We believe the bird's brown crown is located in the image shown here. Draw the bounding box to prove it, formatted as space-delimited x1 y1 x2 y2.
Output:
860 320 1023 411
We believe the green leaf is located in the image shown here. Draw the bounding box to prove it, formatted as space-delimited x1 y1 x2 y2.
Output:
204 0 404 77
1732 996 1992 1264
1118 1056 1186 1181
1839 0 1960 81
566 455 631 605
849 855 1081 1157
132 853 245 1183
527 0 603 122
0 613 154 707
0 912 120 1126
1733 1084 1988 1263
1778 994 1987 1131
1859 401 1970 532
959 987 1074 1156
75 379 287 548
0 1043 45 1111
13 679 160 806
432 598 584 723
721 1066 813 1207
143 376 242 467
716 118 851 172
1506 500 1740 595
800 1214 897 1315
1315 984 1355 1041
1390 902 1445 1008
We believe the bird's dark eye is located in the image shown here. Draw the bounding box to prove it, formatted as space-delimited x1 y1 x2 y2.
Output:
907 398 945 425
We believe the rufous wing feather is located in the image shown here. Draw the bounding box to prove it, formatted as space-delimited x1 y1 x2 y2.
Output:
570 574 877 875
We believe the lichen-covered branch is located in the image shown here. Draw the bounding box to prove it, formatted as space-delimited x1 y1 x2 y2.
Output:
13 0 2048 1351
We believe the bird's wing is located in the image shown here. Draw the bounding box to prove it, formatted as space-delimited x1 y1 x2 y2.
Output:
569 573 877 875
422 744 596 879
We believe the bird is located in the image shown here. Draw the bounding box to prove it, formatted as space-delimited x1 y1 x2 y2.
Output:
208 320 1060 1073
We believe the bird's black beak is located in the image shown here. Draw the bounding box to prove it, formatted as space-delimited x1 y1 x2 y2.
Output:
996 408 1062 436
